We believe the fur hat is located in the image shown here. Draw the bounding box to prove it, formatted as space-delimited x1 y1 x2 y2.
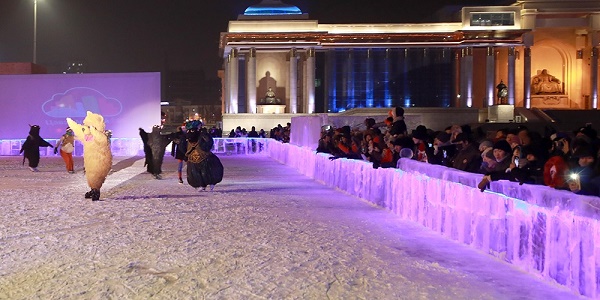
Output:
521 144 546 160
399 148 413 159
411 125 428 141
454 132 469 143
435 132 451 144
393 136 415 149
479 139 493 149
572 144 596 158
575 125 597 140
482 148 495 160
493 140 513 155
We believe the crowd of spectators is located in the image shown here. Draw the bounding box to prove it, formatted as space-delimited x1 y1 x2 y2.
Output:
316 107 600 197
225 123 291 143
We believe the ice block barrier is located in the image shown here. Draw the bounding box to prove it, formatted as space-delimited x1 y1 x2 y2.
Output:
265 140 600 298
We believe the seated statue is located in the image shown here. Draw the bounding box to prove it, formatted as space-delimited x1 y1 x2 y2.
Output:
532 69 562 94
260 87 281 105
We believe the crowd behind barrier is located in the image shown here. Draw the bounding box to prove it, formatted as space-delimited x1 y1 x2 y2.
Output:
266 140 600 298
311 109 600 198
0 138 272 157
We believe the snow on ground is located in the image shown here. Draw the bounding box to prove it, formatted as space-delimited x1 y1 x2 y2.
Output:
0 155 582 299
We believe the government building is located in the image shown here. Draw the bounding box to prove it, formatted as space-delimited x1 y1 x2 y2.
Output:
219 0 600 131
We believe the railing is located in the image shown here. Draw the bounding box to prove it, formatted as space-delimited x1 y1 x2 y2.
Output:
0 138 271 156
265 140 600 298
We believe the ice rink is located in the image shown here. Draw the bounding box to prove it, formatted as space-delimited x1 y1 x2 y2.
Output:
0 154 581 299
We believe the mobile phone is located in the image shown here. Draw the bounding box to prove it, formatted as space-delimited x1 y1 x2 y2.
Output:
514 157 519 167
569 173 581 191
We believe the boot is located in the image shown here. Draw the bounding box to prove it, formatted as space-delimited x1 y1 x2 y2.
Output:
91 189 100 201
85 189 94 198
210 185 215 191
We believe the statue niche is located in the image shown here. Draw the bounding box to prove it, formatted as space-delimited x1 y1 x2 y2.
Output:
260 87 282 105
532 69 563 95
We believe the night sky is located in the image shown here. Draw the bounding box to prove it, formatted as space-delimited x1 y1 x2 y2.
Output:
0 0 494 78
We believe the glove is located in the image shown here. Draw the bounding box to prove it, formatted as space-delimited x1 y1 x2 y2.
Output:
54 147 58 154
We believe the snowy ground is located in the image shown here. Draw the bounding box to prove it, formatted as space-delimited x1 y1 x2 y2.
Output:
0 155 582 299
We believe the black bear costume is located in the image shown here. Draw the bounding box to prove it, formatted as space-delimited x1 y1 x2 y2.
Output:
139 126 173 179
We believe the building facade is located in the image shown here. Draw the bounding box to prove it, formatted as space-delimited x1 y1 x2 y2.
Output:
219 0 600 115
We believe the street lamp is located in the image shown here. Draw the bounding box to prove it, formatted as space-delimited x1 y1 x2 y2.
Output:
33 0 37 64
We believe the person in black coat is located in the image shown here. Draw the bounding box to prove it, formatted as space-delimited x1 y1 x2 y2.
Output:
171 125 187 184
185 121 224 191
20 124 53 172
388 107 408 138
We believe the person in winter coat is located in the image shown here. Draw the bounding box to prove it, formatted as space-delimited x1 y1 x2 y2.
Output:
450 133 482 173
171 125 187 184
54 127 76 173
567 143 599 196
20 124 54 172
388 107 408 138
477 139 513 191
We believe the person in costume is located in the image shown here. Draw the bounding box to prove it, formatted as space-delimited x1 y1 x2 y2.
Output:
139 125 173 179
20 124 53 172
184 120 224 191
54 127 76 173
171 124 188 184
67 111 112 201
139 127 154 174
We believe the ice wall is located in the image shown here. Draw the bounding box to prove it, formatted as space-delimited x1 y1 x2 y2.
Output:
267 141 600 298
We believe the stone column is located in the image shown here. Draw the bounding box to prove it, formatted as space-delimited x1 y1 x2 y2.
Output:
485 47 495 107
453 49 460 107
508 47 516 105
289 48 298 114
384 49 392 107
460 47 473 107
523 47 532 108
224 55 231 114
228 48 239 114
592 47 599 109
304 48 316 113
366 49 374 107
246 48 256 113
346 49 355 109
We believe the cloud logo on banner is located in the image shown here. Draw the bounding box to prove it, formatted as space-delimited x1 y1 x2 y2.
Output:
42 87 123 118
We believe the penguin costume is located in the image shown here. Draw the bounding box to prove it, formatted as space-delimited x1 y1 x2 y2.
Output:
20 124 53 172
184 120 224 191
